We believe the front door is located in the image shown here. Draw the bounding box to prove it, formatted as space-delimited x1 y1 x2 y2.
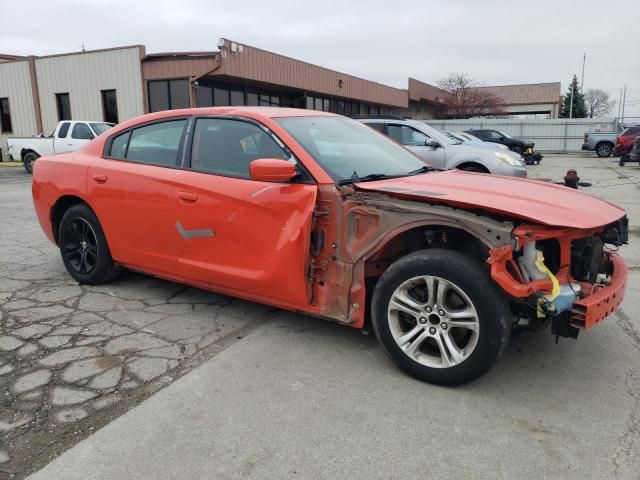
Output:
173 117 317 307
87 118 188 275
386 123 447 169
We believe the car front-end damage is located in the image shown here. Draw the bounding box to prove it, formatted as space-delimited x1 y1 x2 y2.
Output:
488 218 628 339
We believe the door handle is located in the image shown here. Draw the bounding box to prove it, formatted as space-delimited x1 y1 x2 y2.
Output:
178 191 198 202
93 174 107 183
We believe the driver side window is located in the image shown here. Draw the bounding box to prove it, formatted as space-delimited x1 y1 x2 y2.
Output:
387 125 428 146
488 131 502 139
190 118 290 178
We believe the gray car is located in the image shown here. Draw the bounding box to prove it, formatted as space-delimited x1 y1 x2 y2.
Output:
358 118 527 177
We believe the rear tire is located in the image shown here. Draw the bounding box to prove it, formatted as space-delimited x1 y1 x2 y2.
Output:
23 152 39 174
596 142 613 158
371 249 511 386
58 204 119 285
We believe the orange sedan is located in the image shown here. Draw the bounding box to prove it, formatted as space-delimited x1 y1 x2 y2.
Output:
32 108 629 385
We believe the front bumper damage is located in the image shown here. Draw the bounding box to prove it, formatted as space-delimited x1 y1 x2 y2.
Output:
486 222 628 337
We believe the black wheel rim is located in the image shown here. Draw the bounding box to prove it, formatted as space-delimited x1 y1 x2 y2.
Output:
598 145 610 156
61 218 98 274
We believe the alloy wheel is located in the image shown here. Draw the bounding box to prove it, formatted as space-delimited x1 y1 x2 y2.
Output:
387 275 480 368
61 217 99 274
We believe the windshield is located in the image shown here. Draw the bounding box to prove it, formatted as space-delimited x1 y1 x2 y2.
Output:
443 130 467 143
497 130 513 139
90 123 115 135
410 121 458 145
276 116 429 183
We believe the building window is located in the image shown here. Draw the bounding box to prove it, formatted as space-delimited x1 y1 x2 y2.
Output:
148 79 190 112
0 98 12 133
214 88 230 106
101 90 119 124
56 93 71 121
230 90 245 106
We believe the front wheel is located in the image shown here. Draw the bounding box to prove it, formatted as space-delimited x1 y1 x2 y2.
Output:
23 152 39 174
58 204 119 284
371 249 511 386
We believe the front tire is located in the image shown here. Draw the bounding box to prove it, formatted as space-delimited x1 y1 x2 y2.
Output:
58 204 119 285
23 152 39 174
371 249 511 386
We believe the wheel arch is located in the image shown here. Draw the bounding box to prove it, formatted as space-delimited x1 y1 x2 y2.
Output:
454 161 490 173
50 195 95 244
21 148 39 160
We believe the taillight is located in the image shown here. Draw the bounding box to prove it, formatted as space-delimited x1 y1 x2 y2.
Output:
583 134 589 142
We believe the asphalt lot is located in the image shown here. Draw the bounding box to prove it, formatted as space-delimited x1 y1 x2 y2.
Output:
1 155 639 479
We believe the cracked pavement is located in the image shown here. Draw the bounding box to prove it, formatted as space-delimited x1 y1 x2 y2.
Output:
0 169 273 478
1 156 640 480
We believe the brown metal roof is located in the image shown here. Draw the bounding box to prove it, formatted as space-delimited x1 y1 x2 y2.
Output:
408 78 452 104
214 39 408 107
142 52 220 80
475 82 561 105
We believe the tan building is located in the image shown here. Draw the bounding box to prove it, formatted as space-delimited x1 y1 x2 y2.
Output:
0 38 562 160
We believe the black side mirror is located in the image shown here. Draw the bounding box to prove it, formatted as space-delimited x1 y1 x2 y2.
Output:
425 139 442 149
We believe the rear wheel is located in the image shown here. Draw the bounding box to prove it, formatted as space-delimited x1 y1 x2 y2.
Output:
58 204 119 284
23 152 39 174
596 142 613 158
371 249 511 385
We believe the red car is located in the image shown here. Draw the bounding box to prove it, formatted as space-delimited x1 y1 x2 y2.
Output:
32 108 629 385
613 125 640 159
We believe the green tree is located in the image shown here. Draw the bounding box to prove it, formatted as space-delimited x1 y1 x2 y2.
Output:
560 75 587 118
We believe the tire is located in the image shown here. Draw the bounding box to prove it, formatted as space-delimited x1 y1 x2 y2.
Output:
619 159 626 166
371 249 511 386
23 151 39 174
58 204 119 285
596 142 613 158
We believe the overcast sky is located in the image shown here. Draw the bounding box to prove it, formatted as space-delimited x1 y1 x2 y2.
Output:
2 0 639 117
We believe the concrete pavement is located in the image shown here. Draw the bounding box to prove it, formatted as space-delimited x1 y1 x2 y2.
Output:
0 155 638 479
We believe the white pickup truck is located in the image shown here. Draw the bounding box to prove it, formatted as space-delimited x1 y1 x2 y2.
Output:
7 120 114 173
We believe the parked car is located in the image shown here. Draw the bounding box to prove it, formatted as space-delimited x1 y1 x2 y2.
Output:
621 134 640 166
444 130 512 151
464 129 543 164
32 107 629 385
358 118 527 177
581 131 619 157
613 125 640 161
7 120 114 173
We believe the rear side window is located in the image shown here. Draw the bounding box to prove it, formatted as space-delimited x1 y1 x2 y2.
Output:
106 119 186 166
57 122 71 138
190 118 289 178
71 123 94 140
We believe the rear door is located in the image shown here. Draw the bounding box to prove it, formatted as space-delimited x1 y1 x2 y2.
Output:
52 122 72 153
87 118 188 275
386 123 446 168
172 117 317 306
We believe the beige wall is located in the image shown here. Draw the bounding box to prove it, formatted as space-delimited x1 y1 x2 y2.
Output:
35 47 146 135
0 60 37 159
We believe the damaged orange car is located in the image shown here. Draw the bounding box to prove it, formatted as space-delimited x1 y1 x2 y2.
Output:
32 108 629 385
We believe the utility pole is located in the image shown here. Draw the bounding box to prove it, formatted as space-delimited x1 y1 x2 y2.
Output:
621 84 627 125
618 88 623 121
581 53 586 90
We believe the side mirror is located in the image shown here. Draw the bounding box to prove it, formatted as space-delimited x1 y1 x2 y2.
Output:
425 139 442 149
249 158 297 182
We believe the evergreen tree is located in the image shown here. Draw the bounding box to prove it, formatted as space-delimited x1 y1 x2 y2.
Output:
560 75 587 118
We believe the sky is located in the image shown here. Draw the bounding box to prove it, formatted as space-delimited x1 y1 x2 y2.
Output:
2 0 639 118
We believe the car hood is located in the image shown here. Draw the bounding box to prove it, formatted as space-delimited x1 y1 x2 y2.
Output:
354 170 625 229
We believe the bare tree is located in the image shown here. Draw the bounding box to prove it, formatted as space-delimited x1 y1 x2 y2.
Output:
584 89 616 118
436 73 506 119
